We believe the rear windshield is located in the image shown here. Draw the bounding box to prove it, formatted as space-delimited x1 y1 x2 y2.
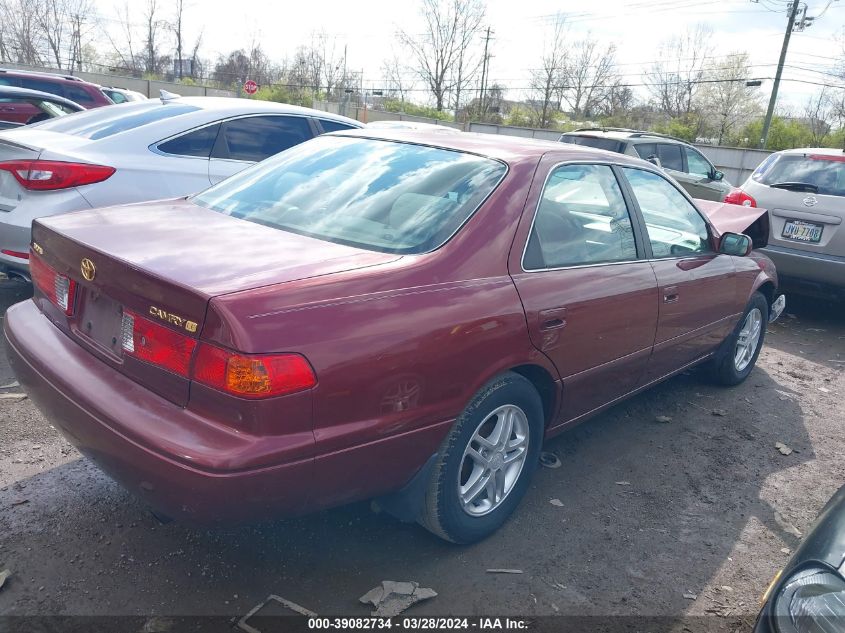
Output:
752 153 845 197
192 136 507 254
560 135 625 153
30 101 199 140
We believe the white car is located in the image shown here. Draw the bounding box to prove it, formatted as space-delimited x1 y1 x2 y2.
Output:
367 120 460 133
99 86 147 103
0 95 361 279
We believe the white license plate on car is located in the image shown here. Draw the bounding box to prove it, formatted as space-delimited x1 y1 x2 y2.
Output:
782 219 823 243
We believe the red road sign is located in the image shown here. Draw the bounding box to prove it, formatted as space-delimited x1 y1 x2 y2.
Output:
243 80 258 95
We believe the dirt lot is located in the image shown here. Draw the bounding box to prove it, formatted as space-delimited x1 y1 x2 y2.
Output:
0 281 843 631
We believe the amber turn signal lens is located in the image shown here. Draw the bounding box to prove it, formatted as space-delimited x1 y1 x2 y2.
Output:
192 344 316 398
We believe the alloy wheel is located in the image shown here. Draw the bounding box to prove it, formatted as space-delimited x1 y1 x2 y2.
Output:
734 307 763 372
457 404 530 517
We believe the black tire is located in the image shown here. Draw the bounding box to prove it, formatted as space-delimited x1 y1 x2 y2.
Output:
709 291 769 386
418 372 543 544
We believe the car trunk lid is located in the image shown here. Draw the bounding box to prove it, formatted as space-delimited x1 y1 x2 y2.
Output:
32 199 401 405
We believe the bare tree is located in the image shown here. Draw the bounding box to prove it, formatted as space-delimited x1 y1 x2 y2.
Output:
700 52 761 144
528 13 567 128
381 50 412 103
561 36 617 120
172 0 184 77
645 24 713 118
105 1 141 74
803 88 833 146
142 0 168 75
0 0 45 65
398 0 485 112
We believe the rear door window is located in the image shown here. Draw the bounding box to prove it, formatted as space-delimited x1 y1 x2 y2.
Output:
318 119 359 133
64 85 97 106
634 143 657 161
523 164 638 270
213 116 313 162
157 124 220 158
656 144 684 172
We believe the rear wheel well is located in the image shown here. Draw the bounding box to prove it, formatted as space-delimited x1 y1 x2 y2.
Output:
510 364 557 428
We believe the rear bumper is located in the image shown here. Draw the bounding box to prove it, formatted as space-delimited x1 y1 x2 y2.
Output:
761 245 845 298
4 300 315 524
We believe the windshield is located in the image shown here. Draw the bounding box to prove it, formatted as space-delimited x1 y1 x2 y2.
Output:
30 100 199 140
752 153 845 197
192 136 507 254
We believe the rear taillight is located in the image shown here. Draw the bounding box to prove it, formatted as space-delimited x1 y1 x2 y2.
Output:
0 160 115 191
1 249 29 259
724 188 757 207
30 253 76 315
192 343 316 398
120 310 197 377
118 311 317 397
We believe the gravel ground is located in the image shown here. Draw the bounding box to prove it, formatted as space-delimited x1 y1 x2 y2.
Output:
0 281 842 631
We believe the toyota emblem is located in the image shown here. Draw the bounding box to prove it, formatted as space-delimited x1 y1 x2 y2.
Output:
803 195 818 207
80 257 96 281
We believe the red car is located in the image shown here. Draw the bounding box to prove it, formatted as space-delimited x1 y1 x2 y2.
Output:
4 130 785 543
0 68 112 123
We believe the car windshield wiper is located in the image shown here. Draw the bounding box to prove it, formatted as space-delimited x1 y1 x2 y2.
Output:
768 181 819 193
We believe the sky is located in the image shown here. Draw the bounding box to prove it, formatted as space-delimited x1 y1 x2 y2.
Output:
91 0 845 111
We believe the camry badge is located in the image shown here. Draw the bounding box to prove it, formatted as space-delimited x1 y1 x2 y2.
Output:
80 258 96 281
803 195 818 207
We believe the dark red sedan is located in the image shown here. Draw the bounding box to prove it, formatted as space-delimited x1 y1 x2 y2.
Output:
4 130 785 543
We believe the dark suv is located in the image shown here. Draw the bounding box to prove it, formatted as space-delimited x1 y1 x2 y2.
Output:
560 127 732 202
0 69 112 110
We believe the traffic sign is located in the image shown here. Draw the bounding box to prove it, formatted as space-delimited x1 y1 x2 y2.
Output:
243 80 258 95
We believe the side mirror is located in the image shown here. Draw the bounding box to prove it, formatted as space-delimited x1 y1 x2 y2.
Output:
719 232 752 257
713 170 724 181
646 155 662 168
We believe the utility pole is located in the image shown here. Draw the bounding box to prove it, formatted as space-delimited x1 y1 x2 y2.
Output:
477 26 492 120
759 0 801 148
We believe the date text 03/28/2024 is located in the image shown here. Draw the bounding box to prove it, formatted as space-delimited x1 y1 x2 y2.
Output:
307 618 529 630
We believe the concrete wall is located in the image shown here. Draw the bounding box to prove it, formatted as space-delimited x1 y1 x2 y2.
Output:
2 63 235 98
313 100 462 129
467 122 562 141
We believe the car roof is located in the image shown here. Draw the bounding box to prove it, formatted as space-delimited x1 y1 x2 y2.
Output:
0 85 83 109
153 96 362 126
332 127 651 166
0 67 91 85
777 147 845 157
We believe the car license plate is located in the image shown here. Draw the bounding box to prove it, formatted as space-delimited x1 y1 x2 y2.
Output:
77 292 124 357
782 219 823 243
